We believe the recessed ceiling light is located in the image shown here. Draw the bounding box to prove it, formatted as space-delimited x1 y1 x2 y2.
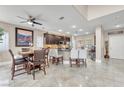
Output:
72 25 76 28
74 33 78 36
115 24 121 28
85 32 89 34
66 32 70 34
78 29 83 31
27 21 33 25
58 29 63 32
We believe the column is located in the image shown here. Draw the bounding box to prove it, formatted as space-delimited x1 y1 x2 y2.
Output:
71 36 76 49
95 25 104 63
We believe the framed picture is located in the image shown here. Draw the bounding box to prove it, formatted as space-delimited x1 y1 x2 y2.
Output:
15 27 33 47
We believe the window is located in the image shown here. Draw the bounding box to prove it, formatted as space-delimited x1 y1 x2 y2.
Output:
0 32 9 52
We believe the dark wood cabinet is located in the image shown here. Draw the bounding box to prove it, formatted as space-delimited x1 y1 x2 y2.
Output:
44 33 70 45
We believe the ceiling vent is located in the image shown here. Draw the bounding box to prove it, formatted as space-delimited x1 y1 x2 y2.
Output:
59 16 64 20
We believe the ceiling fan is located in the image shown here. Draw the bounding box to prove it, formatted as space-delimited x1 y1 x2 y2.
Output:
17 15 42 27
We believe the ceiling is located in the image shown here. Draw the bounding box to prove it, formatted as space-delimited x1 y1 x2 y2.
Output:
0 5 124 36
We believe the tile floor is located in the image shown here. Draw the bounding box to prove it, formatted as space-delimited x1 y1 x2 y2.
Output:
0 59 124 87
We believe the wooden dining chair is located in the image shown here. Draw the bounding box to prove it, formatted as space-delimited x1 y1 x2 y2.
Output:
78 49 87 67
9 49 29 80
29 50 46 80
69 49 79 67
51 49 63 65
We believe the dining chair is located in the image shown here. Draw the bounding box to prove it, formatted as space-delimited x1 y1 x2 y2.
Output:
78 49 87 67
29 50 46 80
9 49 29 80
51 49 63 65
69 49 79 67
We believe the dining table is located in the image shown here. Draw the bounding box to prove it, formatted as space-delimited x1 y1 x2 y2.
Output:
18 51 34 61
18 50 39 74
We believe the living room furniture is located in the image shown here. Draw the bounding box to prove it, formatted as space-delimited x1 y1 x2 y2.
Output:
70 49 87 67
78 49 87 67
19 50 34 61
9 49 29 80
29 50 46 80
69 49 79 67
50 49 63 65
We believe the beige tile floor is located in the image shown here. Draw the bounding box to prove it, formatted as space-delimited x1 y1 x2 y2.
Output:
0 59 124 87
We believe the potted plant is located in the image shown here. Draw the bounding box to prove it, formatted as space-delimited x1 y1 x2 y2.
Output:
104 41 109 58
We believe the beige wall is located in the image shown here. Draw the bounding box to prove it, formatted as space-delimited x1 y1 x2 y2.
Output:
0 21 45 62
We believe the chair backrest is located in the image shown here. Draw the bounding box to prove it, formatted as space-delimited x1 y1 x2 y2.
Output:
48 49 52 56
45 48 49 55
52 49 58 57
34 50 45 62
70 49 78 59
9 49 16 65
9 49 14 60
78 49 87 59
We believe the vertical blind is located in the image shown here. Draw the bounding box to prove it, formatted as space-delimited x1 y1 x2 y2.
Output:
0 32 9 52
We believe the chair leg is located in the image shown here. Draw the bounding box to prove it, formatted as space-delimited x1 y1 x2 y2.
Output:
11 65 15 80
62 57 63 64
78 62 80 67
84 59 87 68
32 65 35 80
45 57 49 67
25 63 30 74
56 58 59 65
43 66 46 75
52 57 55 64
39 65 41 70
47 57 49 67
27 63 31 74
76 59 80 67
70 59 72 67
49 56 52 63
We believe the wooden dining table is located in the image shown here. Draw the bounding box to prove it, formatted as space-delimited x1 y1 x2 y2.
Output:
19 51 34 55
18 49 49 74
18 51 34 60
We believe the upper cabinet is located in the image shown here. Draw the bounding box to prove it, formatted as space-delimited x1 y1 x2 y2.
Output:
44 33 70 45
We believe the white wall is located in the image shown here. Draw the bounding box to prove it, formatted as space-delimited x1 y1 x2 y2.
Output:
109 34 124 59
88 5 124 20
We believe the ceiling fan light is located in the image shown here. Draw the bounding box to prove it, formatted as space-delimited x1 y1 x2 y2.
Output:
27 21 33 25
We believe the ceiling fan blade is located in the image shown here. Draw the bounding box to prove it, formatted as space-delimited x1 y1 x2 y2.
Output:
32 24 34 27
31 18 36 21
20 21 27 23
17 16 27 20
33 21 42 25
